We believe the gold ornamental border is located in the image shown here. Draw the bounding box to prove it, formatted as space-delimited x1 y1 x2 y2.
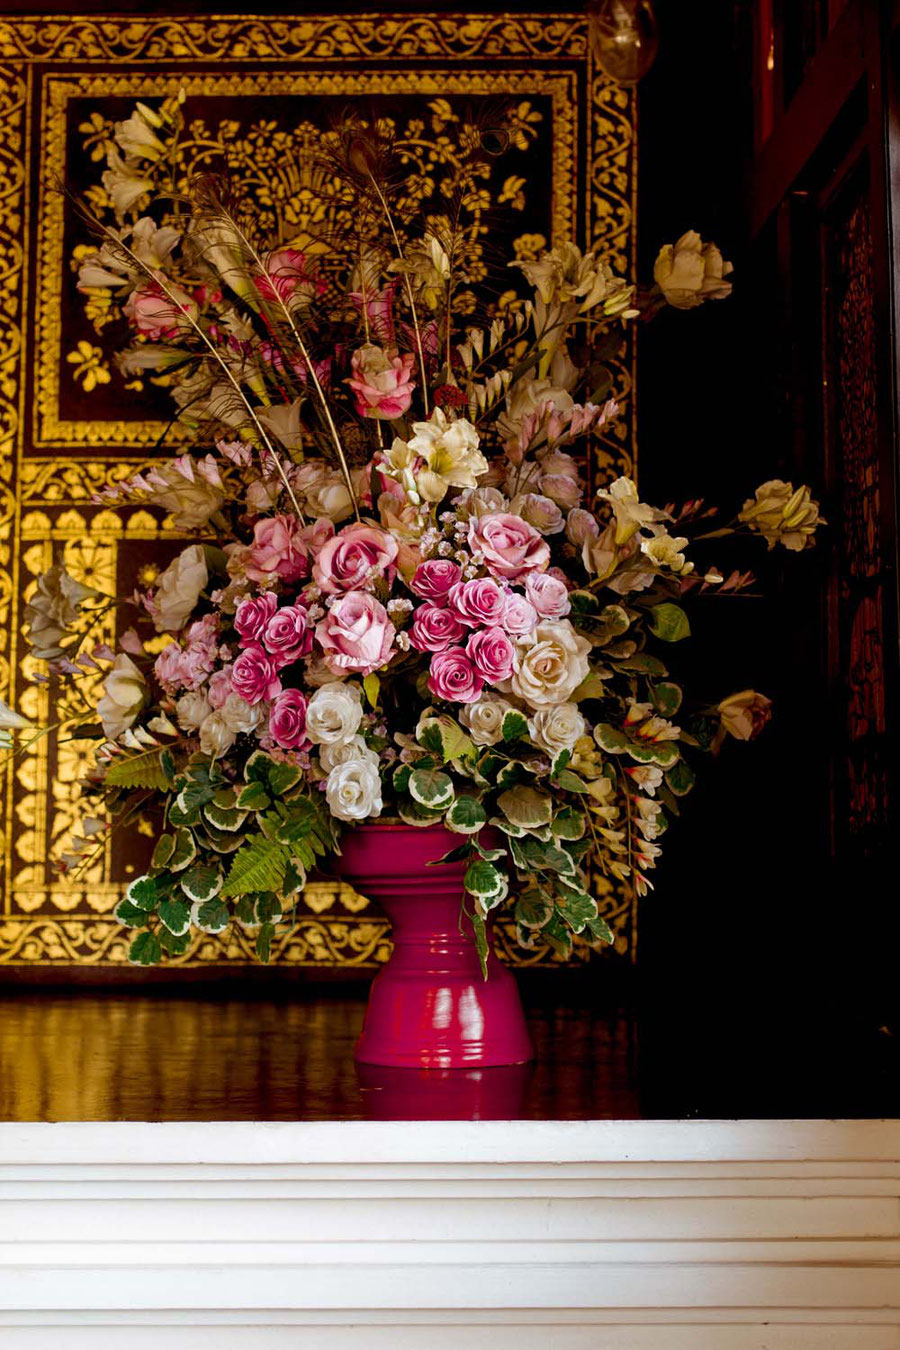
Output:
0 14 637 968
35 67 578 450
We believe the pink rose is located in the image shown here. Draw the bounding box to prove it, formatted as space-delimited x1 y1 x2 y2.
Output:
153 642 189 695
502 592 539 637
346 344 416 420
427 648 484 704
262 605 312 667
235 592 278 644
466 626 515 683
254 249 324 307
313 523 399 595
448 577 508 628
246 515 309 585
298 517 335 555
468 513 550 582
124 282 197 341
525 571 571 619
268 689 310 750
409 604 467 653
207 666 233 709
315 590 395 676
231 645 282 705
410 558 462 604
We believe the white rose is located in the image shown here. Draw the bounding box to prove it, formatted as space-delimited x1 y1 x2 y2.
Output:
507 619 592 708
175 690 211 732
528 703 586 757
318 734 376 772
152 544 208 633
198 711 236 758
306 681 364 745
97 654 147 740
304 474 355 523
220 692 264 735
459 692 514 746
453 486 508 520
653 231 733 310
325 758 383 822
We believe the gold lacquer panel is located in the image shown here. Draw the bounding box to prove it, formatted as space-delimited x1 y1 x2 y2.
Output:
0 13 636 971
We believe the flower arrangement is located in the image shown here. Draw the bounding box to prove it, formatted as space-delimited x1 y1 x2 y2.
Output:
2 96 823 968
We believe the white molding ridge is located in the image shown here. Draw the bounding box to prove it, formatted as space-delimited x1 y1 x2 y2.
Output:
0 1119 897 1349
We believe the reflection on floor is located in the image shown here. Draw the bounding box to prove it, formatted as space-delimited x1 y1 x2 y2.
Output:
0 988 640 1122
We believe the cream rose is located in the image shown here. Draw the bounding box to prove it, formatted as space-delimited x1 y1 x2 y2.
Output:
145 460 225 530
220 692 265 736
653 231 733 310
97 654 147 740
318 734 377 772
198 710 237 758
305 681 364 745
151 544 208 633
325 758 383 822
528 703 586 756
304 473 355 523
507 620 591 707
175 690 211 732
459 692 514 746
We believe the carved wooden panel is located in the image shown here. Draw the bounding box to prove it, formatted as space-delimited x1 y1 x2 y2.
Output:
0 14 636 970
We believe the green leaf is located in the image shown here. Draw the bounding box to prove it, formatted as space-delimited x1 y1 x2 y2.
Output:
648 602 690 642
554 769 589 793
592 604 631 644
159 928 191 957
158 898 191 937
193 898 229 934
515 891 553 929
197 821 244 853
445 794 487 835
203 800 248 833
168 828 197 873
236 781 271 812
616 653 668 676
408 768 455 809
176 778 217 816
571 669 609 700
106 748 172 792
256 922 275 963
114 897 152 928
255 892 283 924
125 875 159 911
417 715 475 763
651 681 683 717
501 709 528 743
221 837 289 898
471 911 490 980
244 750 301 798
180 861 223 903
496 759 529 791
398 798 445 827
595 722 630 754
585 913 615 946
363 672 381 709
551 806 586 840
128 931 162 966
392 763 411 793
151 834 176 871
497 785 553 829
665 758 695 796
556 889 598 933
569 589 600 615
463 859 507 902
551 748 572 777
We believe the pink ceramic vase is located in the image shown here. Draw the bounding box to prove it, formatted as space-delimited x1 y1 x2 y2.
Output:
332 822 534 1069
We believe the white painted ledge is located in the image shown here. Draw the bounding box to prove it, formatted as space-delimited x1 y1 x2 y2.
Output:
0 1120 898 1349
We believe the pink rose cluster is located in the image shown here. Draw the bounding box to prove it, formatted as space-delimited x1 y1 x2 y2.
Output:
408 546 571 705
153 613 220 694
230 592 314 706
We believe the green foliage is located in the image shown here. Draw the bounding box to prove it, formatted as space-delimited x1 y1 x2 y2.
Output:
408 768 454 809
445 794 487 835
651 681 683 717
463 859 507 905
416 714 475 763
244 751 301 798
236 781 271 812
167 828 197 873
105 748 172 792
255 922 275 963
363 672 381 709
649 602 690 642
128 931 162 966
158 898 191 936
221 836 289 898
125 875 159 910
180 860 223 903
193 898 229 934
666 759 695 796
501 709 528 743
114 897 152 928
497 785 553 829
151 834 176 870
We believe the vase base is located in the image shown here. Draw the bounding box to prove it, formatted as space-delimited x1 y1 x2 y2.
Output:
354 966 534 1070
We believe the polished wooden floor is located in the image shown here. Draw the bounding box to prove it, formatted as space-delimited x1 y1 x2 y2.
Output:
0 988 639 1122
